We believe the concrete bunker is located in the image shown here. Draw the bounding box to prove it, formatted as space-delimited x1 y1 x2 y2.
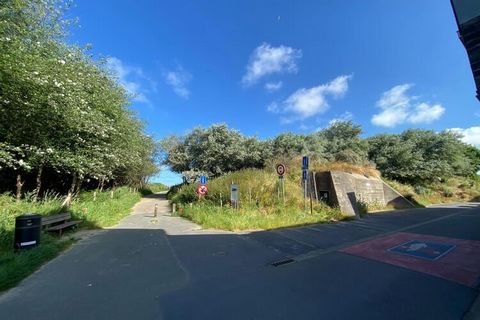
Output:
310 171 415 217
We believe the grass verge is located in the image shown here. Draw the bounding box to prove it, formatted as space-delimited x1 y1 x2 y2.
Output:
176 202 341 231
170 168 342 230
0 186 144 292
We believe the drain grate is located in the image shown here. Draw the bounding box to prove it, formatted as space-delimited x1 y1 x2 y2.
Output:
270 258 296 267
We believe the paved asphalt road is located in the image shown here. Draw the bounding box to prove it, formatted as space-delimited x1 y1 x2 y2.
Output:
0 197 479 319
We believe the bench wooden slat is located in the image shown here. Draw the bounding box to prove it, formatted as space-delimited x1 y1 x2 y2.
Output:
45 220 82 231
41 213 72 226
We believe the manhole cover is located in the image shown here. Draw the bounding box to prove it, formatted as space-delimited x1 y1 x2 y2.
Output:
388 240 455 261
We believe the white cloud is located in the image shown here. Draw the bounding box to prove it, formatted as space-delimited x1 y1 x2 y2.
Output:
106 57 150 104
242 43 302 86
371 84 445 127
408 103 445 124
164 66 192 99
267 102 280 113
449 127 480 147
265 81 283 92
329 111 353 125
268 75 352 120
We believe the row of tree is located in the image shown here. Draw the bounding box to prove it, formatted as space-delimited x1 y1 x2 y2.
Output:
160 122 480 185
0 0 158 199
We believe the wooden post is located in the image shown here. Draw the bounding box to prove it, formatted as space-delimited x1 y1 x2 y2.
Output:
154 204 158 217
220 193 223 208
110 190 114 199
172 203 176 214
93 191 97 201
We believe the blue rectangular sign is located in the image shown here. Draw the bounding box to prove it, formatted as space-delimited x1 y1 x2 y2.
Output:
302 156 309 170
302 170 308 181
199 176 207 185
388 240 455 261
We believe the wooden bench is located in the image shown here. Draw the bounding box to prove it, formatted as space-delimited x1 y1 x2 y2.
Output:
41 213 82 236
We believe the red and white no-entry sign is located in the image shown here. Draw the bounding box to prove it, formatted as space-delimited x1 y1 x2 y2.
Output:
276 163 286 176
198 184 208 195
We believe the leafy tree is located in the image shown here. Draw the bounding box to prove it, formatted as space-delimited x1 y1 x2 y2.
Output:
0 0 158 198
367 129 478 184
318 121 368 164
161 124 269 178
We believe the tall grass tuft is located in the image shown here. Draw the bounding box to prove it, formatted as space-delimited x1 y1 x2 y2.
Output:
170 167 342 230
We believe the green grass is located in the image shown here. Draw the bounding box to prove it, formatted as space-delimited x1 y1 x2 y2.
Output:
70 187 142 228
145 183 169 193
176 202 341 231
170 168 342 230
0 236 73 292
0 186 144 292
384 177 480 207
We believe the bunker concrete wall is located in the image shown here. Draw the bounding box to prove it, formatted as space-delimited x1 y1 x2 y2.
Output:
312 170 414 218
382 182 415 209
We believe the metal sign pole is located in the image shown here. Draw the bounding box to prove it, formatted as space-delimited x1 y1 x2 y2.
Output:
277 178 280 201
304 178 307 211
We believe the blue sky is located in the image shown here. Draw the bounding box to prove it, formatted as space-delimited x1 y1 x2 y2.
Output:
68 0 480 185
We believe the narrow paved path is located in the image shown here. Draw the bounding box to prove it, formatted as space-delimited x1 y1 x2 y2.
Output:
0 197 479 319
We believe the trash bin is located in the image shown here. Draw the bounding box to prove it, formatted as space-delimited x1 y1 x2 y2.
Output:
14 213 42 250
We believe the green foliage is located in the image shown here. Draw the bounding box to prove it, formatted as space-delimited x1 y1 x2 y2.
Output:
145 183 169 193
70 187 141 227
161 124 270 179
170 168 342 230
317 121 368 164
384 177 480 206
0 236 73 292
367 130 478 184
162 121 479 187
178 202 340 231
0 0 158 196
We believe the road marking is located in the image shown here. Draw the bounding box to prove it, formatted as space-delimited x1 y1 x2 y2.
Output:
293 207 477 262
271 230 317 248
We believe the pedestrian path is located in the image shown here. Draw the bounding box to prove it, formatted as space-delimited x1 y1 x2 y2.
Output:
115 192 229 235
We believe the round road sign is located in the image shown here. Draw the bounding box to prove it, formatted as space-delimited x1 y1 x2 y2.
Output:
276 163 286 176
198 184 208 195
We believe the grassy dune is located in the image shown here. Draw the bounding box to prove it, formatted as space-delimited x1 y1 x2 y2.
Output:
170 167 342 231
170 160 480 230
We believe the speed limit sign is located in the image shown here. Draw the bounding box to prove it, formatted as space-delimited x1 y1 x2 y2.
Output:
276 163 286 177
198 184 208 195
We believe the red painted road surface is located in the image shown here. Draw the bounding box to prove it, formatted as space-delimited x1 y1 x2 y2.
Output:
340 232 480 287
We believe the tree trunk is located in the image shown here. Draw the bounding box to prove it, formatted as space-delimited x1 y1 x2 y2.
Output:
15 174 24 202
99 177 105 192
62 174 77 207
34 165 43 202
74 176 82 195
